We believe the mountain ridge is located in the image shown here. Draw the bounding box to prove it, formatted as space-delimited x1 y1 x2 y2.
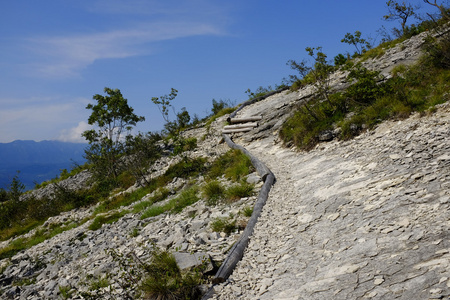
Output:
0 140 87 190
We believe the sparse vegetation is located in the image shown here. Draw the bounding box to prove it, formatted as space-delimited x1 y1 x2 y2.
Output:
140 247 203 300
225 182 255 202
281 8 450 150
210 216 237 235
208 149 254 181
202 180 225 206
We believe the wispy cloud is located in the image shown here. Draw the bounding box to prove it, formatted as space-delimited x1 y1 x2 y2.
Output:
26 20 226 78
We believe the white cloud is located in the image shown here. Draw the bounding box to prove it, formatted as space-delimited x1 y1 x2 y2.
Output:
26 21 225 78
0 97 90 143
58 121 91 143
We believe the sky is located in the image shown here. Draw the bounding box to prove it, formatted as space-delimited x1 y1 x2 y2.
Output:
0 0 441 143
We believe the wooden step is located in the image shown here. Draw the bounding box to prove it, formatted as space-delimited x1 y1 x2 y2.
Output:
223 122 258 130
229 116 262 124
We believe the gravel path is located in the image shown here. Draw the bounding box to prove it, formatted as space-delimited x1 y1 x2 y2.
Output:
210 104 450 299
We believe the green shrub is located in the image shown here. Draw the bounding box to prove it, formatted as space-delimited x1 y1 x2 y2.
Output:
170 186 200 213
205 107 235 126
141 205 167 219
202 180 225 206
141 186 199 219
133 188 170 214
225 182 254 202
210 217 237 235
141 247 202 299
209 149 254 181
241 206 254 217
89 211 128 231
165 157 207 180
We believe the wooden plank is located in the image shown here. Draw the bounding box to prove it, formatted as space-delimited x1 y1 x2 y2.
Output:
229 116 262 124
208 133 275 285
221 128 253 134
223 122 258 130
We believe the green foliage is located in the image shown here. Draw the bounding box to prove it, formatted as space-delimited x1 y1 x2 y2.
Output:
59 285 73 299
279 92 345 150
34 163 89 190
141 247 202 300
89 211 128 231
225 182 255 202
211 99 234 115
334 53 349 67
341 31 371 55
241 206 253 217
141 186 200 219
208 149 254 182
173 137 197 156
83 87 145 182
170 186 200 213
245 86 272 99
176 107 191 129
0 220 82 259
124 132 162 186
210 216 237 235
133 188 170 214
0 178 95 241
165 157 207 180
422 34 450 69
151 88 178 124
205 107 235 127
281 35 450 150
344 63 385 105
288 47 335 107
202 180 225 206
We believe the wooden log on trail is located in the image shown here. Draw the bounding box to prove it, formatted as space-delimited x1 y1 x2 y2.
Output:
202 134 275 292
223 122 258 130
211 172 275 284
221 128 253 134
229 116 262 124
222 134 272 181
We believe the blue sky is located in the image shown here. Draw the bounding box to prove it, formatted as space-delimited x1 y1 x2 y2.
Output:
0 0 439 143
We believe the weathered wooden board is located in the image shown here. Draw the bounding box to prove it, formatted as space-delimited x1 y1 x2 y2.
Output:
221 128 253 134
223 122 258 130
229 116 262 124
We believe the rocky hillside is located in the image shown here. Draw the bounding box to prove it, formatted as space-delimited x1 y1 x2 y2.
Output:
0 29 449 299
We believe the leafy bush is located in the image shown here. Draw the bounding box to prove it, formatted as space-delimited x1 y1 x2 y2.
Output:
281 34 450 150
344 63 386 105
208 149 254 181
165 157 207 180
211 99 234 115
173 137 197 155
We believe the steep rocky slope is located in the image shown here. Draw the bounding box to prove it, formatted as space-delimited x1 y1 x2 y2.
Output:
1 29 449 299
210 101 450 299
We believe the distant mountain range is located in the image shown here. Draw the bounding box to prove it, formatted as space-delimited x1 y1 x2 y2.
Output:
0 140 87 190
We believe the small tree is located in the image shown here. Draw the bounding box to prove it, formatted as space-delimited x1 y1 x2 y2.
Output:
125 132 162 186
82 87 145 181
383 1 418 36
151 88 178 124
341 31 372 55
